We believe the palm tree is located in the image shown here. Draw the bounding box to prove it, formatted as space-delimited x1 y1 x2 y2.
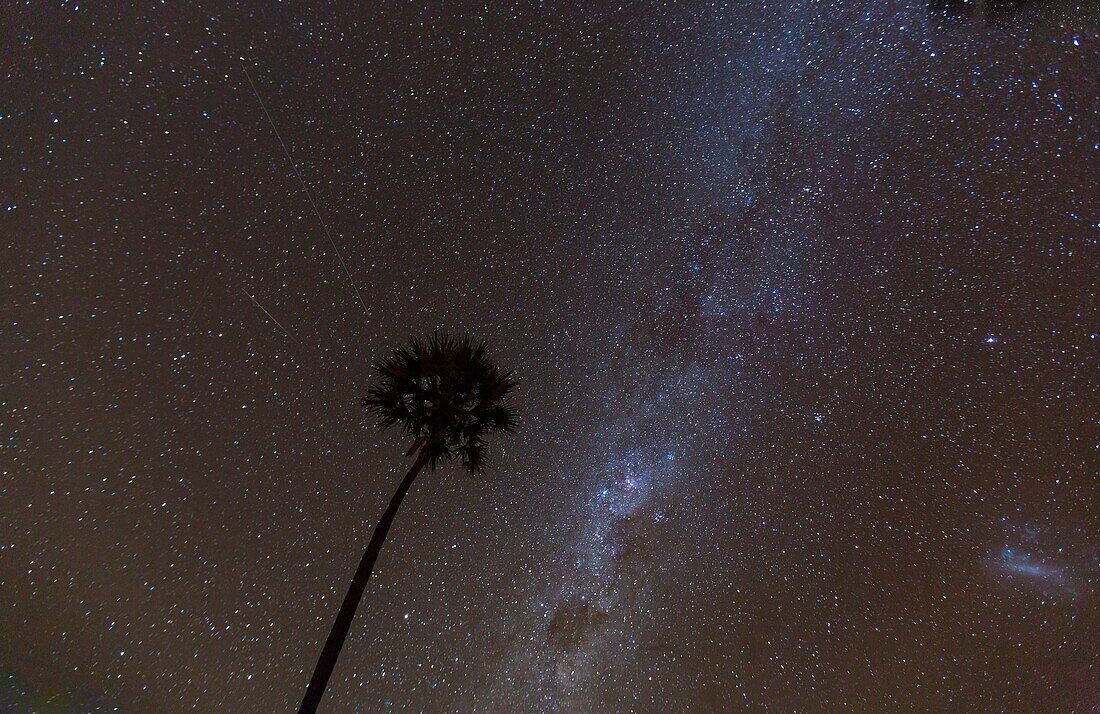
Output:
298 333 518 713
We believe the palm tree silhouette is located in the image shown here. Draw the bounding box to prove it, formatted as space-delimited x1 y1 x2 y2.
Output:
298 333 518 713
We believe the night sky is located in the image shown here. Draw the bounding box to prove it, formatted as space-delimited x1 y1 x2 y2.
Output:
3 2 1097 711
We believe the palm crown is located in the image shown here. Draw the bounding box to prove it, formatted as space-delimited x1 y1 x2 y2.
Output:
363 332 518 473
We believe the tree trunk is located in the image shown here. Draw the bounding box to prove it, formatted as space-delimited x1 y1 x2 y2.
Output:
298 448 430 713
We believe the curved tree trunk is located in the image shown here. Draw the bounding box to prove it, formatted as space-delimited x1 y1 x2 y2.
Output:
298 448 430 713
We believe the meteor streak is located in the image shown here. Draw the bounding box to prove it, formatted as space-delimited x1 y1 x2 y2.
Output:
240 61 369 316
242 287 293 338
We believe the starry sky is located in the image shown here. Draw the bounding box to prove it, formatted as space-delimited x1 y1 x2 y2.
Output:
2 1 1097 711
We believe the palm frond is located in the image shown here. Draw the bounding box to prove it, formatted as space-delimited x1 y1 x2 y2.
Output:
363 332 518 474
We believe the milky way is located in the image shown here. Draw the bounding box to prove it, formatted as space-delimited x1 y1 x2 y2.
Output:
3 2 1096 712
